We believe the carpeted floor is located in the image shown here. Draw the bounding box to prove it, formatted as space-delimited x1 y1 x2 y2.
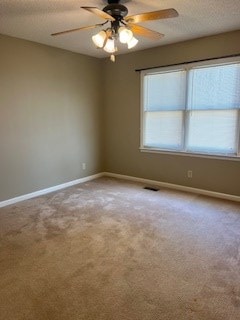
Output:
0 177 240 320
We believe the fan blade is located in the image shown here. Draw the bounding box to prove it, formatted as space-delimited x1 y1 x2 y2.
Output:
125 8 178 23
128 23 164 40
81 6 115 21
51 24 100 36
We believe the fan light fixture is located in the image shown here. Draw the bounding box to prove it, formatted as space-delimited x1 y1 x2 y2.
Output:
92 30 107 48
118 26 133 43
104 38 116 53
51 1 179 63
92 26 138 60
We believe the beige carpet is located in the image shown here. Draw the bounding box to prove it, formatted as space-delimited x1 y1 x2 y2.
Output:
0 177 240 320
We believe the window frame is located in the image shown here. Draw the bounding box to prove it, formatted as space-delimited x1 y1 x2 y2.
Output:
140 57 240 161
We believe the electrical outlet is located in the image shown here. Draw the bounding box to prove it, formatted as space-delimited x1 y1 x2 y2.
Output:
187 170 193 178
82 163 86 170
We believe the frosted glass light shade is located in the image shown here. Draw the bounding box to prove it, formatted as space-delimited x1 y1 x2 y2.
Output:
119 27 133 44
92 31 107 48
127 36 138 49
104 39 116 53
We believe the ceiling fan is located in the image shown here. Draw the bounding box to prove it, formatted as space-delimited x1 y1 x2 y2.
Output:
51 0 179 61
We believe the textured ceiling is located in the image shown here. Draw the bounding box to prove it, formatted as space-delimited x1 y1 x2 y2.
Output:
0 0 240 58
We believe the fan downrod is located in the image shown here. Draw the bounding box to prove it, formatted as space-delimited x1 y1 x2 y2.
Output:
107 0 120 3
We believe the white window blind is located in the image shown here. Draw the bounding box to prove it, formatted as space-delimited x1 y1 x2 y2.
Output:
186 64 240 154
144 70 186 150
141 58 240 158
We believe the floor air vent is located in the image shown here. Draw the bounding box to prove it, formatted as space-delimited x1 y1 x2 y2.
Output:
144 186 159 192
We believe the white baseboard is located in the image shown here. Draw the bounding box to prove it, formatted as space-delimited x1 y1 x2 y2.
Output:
103 172 240 202
0 173 104 208
1 171 239 208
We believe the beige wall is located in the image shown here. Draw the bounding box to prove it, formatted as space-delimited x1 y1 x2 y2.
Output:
1 31 240 202
0 34 103 201
103 30 240 196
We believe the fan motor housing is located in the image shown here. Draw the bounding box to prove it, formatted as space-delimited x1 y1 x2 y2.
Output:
103 4 128 19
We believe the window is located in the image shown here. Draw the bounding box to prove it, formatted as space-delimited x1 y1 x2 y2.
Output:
141 58 240 159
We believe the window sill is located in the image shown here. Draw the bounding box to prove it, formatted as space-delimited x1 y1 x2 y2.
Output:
139 147 240 161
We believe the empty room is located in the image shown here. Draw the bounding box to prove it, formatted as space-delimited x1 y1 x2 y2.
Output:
0 1 240 319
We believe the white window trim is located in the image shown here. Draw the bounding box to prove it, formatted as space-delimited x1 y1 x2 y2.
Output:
140 56 240 160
